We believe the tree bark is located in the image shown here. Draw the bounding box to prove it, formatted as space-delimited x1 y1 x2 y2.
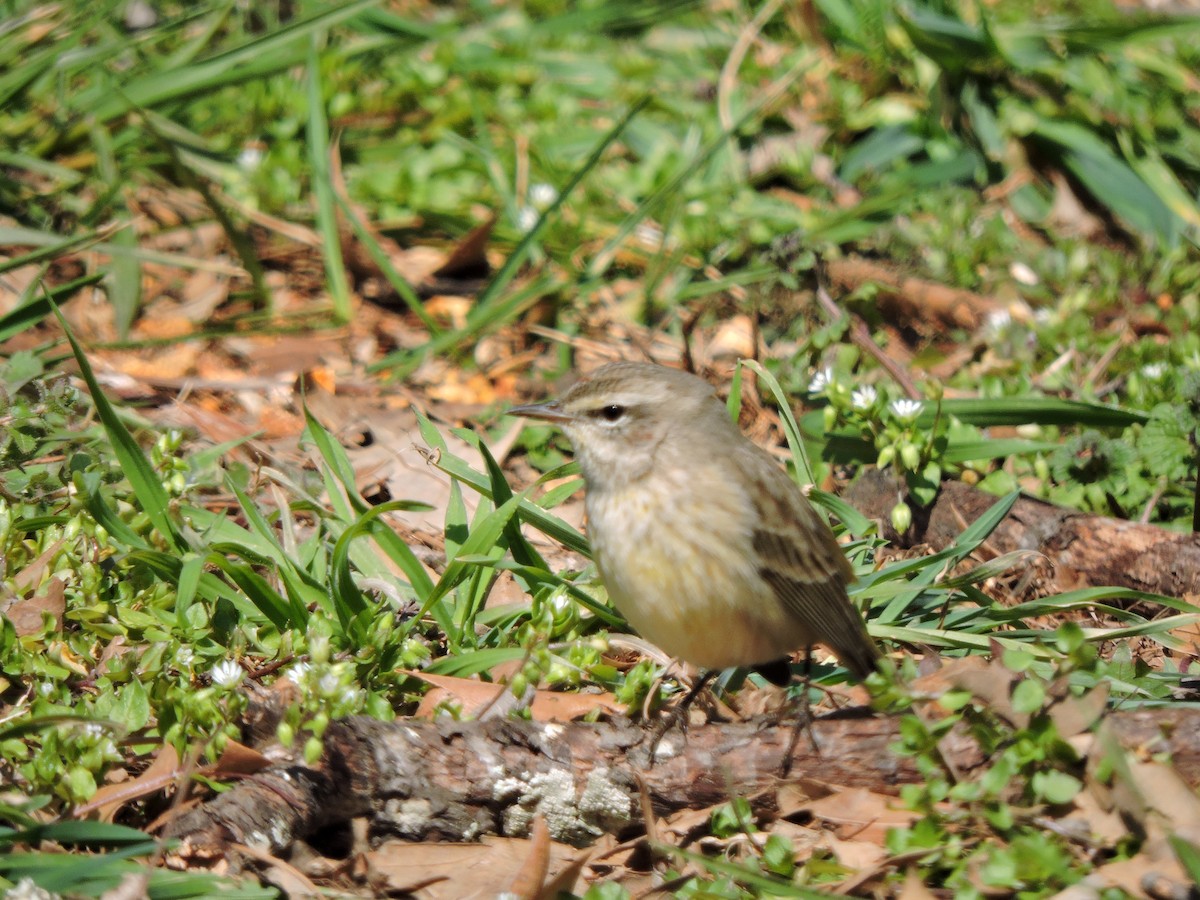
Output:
165 708 1200 858
844 469 1200 598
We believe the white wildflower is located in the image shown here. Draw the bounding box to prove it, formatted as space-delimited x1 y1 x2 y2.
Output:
808 367 835 394
529 183 558 209
984 308 1012 335
319 672 341 697
237 142 264 171
210 659 244 688
1140 362 1167 380
1009 262 1039 286
515 206 539 234
889 399 923 422
851 386 877 410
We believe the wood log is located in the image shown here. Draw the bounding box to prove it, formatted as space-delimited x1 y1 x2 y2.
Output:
165 708 1200 857
844 469 1200 598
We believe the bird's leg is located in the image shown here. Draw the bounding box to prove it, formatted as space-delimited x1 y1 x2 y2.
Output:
646 669 718 765
781 647 820 775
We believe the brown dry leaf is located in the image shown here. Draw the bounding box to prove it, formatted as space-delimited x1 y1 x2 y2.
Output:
11 538 68 594
505 816 550 900
133 314 195 341
302 391 481 539
1092 836 1188 898
1119 758 1200 837
425 369 498 406
1064 780 1128 845
424 295 472 330
429 215 495 283
538 844 593 900
824 834 886 871
766 819 823 863
909 653 988 696
81 744 181 822
366 834 581 899
707 315 756 361
660 804 720 844
2 575 65 636
158 402 263 453
210 740 272 779
804 787 916 843
407 671 621 722
234 841 323 899
255 406 306 441
106 344 202 382
897 868 939 899
945 656 1024 727
1048 680 1109 739
1168 616 1200 655
776 778 833 817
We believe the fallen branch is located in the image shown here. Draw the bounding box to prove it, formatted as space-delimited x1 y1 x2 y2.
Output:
165 707 1200 859
845 469 1200 598
824 257 999 331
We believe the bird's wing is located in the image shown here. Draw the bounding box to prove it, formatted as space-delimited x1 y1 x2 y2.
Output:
739 444 879 679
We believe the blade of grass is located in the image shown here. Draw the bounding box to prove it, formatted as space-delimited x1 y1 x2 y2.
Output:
306 33 352 322
0 272 103 344
80 0 382 120
334 192 440 332
52 298 185 552
742 359 816 486
414 410 589 555
371 98 651 374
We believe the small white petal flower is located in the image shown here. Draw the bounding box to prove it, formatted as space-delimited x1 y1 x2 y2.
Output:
211 660 244 688
851 386 877 410
808 367 835 394
319 672 341 696
237 142 264 171
549 588 571 614
83 723 105 739
290 662 312 682
889 399 923 422
984 308 1012 335
529 183 557 209
1009 262 1039 286
516 206 539 233
175 647 194 668
1140 362 1167 380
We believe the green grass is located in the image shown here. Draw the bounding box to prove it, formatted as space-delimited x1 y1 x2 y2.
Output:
2 0 1199 896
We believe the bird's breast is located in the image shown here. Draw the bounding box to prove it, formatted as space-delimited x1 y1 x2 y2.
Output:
584 471 816 668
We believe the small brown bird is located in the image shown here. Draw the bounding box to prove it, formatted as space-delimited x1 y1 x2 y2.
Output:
510 362 879 681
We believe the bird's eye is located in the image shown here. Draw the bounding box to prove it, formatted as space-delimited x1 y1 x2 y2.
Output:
597 404 626 422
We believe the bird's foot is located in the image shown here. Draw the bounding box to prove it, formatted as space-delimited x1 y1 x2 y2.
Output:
644 670 718 766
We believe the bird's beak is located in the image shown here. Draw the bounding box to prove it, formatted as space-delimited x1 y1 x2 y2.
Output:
509 400 574 424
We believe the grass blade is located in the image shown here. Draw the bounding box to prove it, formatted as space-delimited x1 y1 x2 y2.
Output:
52 299 185 552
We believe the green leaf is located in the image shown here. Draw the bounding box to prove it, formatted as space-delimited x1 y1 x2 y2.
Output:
52 300 185 552
1031 770 1082 804
1011 678 1045 715
1169 834 1200 886
0 272 102 344
1035 120 1181 244
306 33 352 322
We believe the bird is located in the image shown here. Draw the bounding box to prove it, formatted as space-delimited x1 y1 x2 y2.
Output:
508 361 879 686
